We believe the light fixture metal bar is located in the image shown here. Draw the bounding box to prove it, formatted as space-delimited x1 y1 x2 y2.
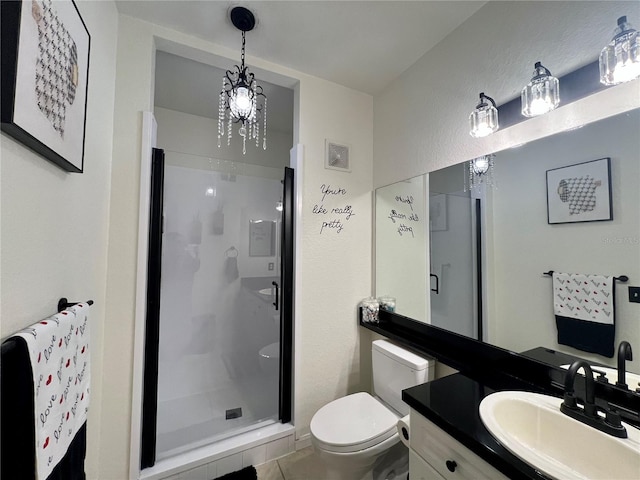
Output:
496 60 604 131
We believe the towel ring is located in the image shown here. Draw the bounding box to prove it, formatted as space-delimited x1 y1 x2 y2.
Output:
225 246 238 258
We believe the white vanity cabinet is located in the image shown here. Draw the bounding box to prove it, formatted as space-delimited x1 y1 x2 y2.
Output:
409 408 509 480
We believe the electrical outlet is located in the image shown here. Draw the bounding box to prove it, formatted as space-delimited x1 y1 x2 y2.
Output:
629 286 640 303
268 262 274 271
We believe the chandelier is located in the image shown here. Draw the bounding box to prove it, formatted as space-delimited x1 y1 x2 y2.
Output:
218 7 267 155
466 154 496 191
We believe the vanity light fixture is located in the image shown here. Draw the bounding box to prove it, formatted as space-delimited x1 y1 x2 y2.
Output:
521 62 560 117
469 92 499 138
218 6 267 155
600 16 640 85
466 154 496 191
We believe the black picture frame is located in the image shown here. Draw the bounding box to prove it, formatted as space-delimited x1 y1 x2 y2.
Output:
546 157 612 224
1 0 90 173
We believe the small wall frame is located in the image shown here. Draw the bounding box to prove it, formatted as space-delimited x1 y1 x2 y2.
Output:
325 139 351 172
546 157 612 224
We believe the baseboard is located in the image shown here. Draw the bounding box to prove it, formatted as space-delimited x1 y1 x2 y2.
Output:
295 433 312 450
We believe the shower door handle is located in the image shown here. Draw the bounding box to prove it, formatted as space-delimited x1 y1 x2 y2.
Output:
272 281 279 310
430 273 439 294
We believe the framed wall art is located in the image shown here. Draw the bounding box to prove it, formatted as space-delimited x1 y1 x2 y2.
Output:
1 0 91 173
546 157 612 224
325 139 351 172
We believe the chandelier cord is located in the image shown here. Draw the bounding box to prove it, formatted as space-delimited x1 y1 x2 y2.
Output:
241 30 246 70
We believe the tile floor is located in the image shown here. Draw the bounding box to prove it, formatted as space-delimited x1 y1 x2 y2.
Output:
255 446 327 480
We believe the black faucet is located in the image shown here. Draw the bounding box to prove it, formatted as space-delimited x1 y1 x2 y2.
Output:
560 360 627 438
616 341 633 389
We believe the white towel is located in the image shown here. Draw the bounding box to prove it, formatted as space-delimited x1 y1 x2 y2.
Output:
553 272 615 324
14 302 91 480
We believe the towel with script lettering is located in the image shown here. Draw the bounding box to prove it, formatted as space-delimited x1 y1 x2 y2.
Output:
13 302 91 480
553 272 615 357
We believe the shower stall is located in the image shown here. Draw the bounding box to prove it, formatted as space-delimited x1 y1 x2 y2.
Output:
140 149 294 468
428 188 482 340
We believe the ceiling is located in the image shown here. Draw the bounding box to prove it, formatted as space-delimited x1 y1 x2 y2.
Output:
117 1 486 134
115 1 486 95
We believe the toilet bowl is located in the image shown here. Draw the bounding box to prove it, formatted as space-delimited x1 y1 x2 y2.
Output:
310 340 435 480
258 342 279 375
310 392 405 480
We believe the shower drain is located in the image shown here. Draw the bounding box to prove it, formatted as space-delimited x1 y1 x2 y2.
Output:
225 407 243 420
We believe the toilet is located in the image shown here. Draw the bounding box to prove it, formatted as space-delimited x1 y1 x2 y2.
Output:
310 340 435 480
258 342 279 375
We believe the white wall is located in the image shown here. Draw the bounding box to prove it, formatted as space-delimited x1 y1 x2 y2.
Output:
374 1 640 187
0 1 119 478
105 15 372 478
153 107 293 171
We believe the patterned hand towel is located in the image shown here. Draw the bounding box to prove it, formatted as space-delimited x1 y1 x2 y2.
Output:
553 272 615 357
13 303 91 480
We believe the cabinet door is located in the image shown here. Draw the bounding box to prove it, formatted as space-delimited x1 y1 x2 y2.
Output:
410 409 509 480
410 450 446 480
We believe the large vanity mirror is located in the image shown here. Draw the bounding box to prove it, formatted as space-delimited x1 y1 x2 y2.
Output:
375 107 640 382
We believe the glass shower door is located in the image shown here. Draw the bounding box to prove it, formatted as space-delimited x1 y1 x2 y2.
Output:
429 191 476 338
152 151 285 459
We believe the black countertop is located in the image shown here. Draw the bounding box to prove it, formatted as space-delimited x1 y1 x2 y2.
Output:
363 311 640 478
403 372 552 480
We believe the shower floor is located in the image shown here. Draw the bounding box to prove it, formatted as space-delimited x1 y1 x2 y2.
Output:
156 351 279 459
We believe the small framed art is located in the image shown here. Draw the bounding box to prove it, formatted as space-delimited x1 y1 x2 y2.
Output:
1 0 91 173
546 157 612 224
325 139 351 172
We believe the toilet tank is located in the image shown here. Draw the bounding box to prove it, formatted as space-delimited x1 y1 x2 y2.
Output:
372 340 435 416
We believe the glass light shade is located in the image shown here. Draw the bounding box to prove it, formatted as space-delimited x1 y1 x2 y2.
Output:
471 156 490 175
469 103 499 138
466 154 496 191
229 86 255 120
521 63 560 117
600 16 640 85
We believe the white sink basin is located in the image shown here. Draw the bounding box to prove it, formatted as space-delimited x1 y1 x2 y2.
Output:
479 391 640 480
560 364 640 389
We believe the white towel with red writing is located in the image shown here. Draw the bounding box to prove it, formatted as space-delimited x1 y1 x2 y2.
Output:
552 272 614 324
14 303 91 480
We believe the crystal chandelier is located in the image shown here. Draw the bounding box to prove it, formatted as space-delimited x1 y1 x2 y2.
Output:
466 154 496 191
469 92 499 137
521 62 559 117
218 7 267 155
600 16 640 85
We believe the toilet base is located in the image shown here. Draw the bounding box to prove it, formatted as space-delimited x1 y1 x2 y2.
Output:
312 434 407 480
372 442 408 480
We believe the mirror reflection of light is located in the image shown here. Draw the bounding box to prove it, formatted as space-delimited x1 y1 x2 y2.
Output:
205 187 216 197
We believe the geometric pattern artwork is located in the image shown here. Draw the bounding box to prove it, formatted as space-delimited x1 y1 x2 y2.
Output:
546 158 612 224
1 0 90 172
33 0 79 139
557 175 601 215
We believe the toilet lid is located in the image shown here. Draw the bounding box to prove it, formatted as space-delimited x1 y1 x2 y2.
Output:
310 392 399 453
